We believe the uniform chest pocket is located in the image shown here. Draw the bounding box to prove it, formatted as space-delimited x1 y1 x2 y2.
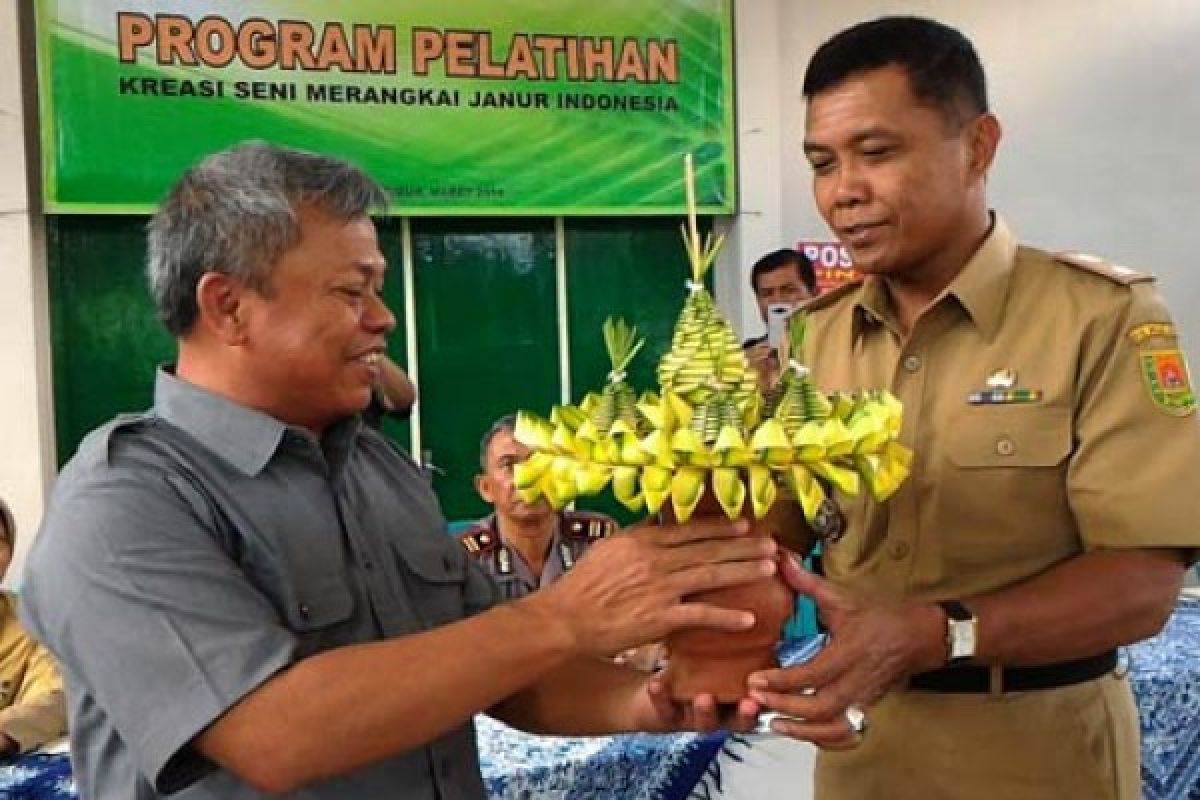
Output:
393 540 469 629
278 575 357 658
946 406 1072 468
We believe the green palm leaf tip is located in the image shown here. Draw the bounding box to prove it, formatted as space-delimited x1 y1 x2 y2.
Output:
657 232 757 423
766 311 831 433
591 317 644 433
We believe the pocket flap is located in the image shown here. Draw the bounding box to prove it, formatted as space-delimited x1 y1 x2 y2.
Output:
284 578 355 631
946 407 1071 468
396 540 467 585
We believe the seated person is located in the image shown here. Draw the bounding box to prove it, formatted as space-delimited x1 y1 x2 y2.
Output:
742 249 818 388
460 414 616 600
0 498 66 758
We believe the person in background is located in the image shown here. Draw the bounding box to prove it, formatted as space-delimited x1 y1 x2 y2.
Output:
0 498 66 759
460 414 616 602
459 416 666 672
18 141 771 799
742 249 818 388
746 17 1200 800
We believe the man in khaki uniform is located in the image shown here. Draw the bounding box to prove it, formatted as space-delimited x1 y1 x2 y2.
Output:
460 415 616 601
745 16 1200 799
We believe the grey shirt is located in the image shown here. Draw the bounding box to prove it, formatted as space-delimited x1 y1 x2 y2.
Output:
20 370 497 799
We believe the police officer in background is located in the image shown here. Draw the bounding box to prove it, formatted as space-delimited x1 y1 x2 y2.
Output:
743 249 818 389
460 414 616 601
745 17 1200 800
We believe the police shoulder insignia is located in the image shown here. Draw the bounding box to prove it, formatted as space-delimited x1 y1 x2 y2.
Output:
1054 251 1152 286
457 524 500 557
1139 348 1196 416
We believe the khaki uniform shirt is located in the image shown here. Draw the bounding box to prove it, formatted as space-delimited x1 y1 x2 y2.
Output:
458 512 615 601
0 592 66 753
800 217 1200 800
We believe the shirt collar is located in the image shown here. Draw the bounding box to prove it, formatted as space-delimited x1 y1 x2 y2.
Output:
153 368 289 477
854 214 1017 342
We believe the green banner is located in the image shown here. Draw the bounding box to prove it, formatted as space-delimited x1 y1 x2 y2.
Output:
36 0 736 215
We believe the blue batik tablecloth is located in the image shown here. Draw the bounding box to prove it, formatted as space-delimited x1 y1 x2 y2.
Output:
1133 595 1200 800
3 598 1198 799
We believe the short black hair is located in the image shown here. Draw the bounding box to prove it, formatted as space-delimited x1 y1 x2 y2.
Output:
750 249 817 296
479 413 518 470
803 16 988 127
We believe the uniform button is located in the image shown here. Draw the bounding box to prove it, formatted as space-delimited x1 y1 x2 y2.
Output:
995 436 1016 456
903 355 922 373
362 559 374 571
297 603 311 620
889 541 911 560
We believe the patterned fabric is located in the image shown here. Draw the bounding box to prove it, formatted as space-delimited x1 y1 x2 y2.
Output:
0 752 74 799
1134 596 1200 800
2 600 1197 799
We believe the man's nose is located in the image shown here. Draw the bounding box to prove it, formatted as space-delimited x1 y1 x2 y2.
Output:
832 162 869 207
364 291 397 334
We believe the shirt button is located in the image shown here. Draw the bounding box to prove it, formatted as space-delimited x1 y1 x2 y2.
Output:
903 355 922 373
889 541 911 560
362 559 374 571
297 603 311 620
995 436 1016 456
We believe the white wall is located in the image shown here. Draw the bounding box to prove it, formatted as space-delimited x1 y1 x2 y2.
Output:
0 0 56 586
767 0 1200 358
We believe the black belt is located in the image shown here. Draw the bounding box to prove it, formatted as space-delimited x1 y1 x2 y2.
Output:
909 650 1117 693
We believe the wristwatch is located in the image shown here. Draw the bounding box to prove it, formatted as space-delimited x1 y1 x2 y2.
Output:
939 600 978 665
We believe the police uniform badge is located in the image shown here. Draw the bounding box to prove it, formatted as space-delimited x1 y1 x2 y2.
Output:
1139 347 1196 416
1126 321 1196 416
457 524 500 557
967 368 1042 405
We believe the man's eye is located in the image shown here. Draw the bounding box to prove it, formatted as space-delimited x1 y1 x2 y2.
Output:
862 146 893 159
809 159 834 175
336 286 365 299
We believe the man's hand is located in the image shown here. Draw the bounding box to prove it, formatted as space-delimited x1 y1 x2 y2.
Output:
745 555 944 748
520 517 778 658
639 672 760 734
745 342 780 391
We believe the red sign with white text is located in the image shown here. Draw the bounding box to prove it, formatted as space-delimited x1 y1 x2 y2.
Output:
796 240 860 294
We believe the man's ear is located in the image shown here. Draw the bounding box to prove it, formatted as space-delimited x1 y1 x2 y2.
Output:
475 473 496 505
195 272 248 345
966 112 1002 179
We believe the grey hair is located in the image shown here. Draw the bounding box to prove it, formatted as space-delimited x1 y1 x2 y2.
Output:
479 413 518 470
147 140 389 335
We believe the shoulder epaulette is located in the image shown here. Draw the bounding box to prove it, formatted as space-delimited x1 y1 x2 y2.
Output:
562 511 618 541
457 523 501 557
1053 251 1153 286
799 278 864 313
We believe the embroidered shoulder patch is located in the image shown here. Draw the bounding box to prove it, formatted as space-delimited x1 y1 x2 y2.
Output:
1128 322 1177 345
1140 349 1196 416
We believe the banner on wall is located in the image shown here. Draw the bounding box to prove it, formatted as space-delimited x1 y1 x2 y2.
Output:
35 0 735 215
796 240 861 294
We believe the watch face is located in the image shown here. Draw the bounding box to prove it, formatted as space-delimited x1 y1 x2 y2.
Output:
949 619 977 660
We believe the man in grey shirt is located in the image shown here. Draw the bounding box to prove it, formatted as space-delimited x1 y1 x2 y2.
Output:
20 142 777 798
